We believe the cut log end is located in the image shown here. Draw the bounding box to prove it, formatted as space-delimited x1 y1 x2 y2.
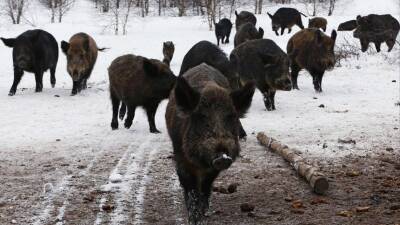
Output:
312 177 329 195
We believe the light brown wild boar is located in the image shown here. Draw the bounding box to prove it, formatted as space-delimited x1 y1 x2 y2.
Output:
287 28 337 92
61 33 106 95
308 17 328 32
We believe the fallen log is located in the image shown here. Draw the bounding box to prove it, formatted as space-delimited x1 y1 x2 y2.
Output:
257 132 329 195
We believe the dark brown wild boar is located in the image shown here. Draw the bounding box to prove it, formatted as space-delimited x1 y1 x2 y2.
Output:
166 63 255 225
353 14 400 52
230 39 292 111
162 41 175 67
235 10 257 30
61 33 107 95
234 22 264 47
267 7 307 36
308 17 327 32
287 28 337 92
109 54 176 133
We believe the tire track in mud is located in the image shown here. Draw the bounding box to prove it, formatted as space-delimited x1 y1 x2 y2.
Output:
139 139 186 225
94 135 160 225
30 130 132 225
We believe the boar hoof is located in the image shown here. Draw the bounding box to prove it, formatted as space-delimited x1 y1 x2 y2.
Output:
150 129 161 134
212 155 232 171
124 120 133 129
8 92 15 96
111 121 118 130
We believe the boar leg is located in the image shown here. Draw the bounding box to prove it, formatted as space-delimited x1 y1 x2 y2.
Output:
177 168 206 225
290 64 301 90
263 90 275 111
226 31 231 43
145 103 161 133
110 93 120 130
238 121 247 140
288 28 292 34
274 30 279 36
312 71 324 93
71 81 79 96
34 71 44 93
124 105 136 129
50 67 56 88
386 39 395 52
82 78 88 90
374 42 381 52
9 67 24 96
119 103 127 120
280 27 285 35
360 39 369 52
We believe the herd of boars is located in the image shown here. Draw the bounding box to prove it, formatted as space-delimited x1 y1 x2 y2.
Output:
1 6 399 225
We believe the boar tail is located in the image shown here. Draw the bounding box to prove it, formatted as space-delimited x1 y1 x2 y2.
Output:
98 47 110 52
299 12 307 17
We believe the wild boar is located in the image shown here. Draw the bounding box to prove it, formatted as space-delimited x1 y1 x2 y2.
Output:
214 18 233 46
162 41 175 67
179 41 239 90
166 63 255 225
108 54 176 133
179 40 249 138
287 28 337 92
61 33 107 95
1 29 58 96
234 22 264 47
353 14 400 52
235 10 257 30
267 7 307 36
230 39 292 111
308 17 327 32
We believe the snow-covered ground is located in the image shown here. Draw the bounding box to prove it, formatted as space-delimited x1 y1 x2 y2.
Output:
0 0 399 224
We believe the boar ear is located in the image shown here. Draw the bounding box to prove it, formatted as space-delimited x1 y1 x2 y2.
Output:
267 12 273 19
61 41 70 54
1 38 16 48
331 29 337 42
143 59 159 76
258 27 264 39
356 15 361 25
175 77 200 113
230 81 255 117
235 11 239 17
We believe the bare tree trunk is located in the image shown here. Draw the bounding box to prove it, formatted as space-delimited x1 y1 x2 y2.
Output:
312 0 316 16
257 0 263 14
229 0 235 19
177 0 186 16
123 0 133 35
328 0 335 16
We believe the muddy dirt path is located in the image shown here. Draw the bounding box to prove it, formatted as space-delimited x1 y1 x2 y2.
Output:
0 133 399 225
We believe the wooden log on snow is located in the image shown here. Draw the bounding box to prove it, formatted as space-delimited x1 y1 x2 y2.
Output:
257 132 329 195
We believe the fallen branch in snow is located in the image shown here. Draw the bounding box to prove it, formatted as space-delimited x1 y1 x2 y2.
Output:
257 132 329 195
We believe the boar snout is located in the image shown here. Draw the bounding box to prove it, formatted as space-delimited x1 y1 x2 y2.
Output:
276 77 292 91
212 153 233 171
